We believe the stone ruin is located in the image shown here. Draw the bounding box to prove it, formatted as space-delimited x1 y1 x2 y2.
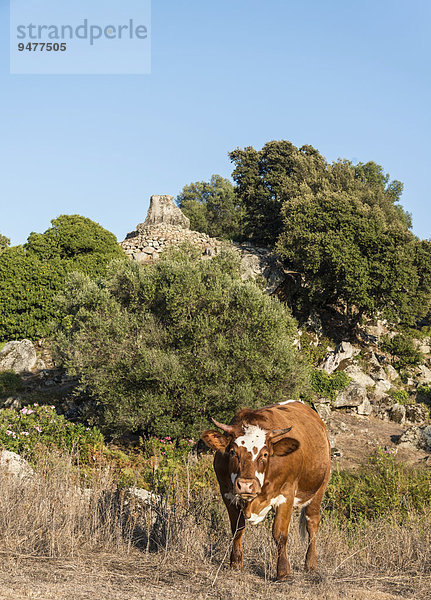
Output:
120 195 222 263
120 194 288 294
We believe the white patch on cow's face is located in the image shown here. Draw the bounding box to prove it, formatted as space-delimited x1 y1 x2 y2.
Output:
255 471 264 487
278 399 302 405
234 424 267 461
224 492 235 504
231 472 238 486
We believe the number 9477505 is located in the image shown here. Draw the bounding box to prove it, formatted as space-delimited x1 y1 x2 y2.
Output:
18 43 67 51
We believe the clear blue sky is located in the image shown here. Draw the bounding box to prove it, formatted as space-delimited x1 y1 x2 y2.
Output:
1 0 430 245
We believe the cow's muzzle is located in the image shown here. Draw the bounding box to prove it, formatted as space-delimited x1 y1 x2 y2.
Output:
235 477 260 500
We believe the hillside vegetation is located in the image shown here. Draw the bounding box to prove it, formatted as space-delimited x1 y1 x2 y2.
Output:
1 139 431 599
53 246 308 438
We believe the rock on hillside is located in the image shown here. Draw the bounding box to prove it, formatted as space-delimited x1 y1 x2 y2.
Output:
0 340 37 373
120 194 290 294
121 194 222 263
0 450 34 480
142 194 190 229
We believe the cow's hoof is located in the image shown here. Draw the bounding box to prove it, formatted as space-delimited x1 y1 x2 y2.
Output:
275 574 294 584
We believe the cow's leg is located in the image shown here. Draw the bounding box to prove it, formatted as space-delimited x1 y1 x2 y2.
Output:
225 501 245 569
303 503 320 572
303 475 329 572
272 500 293 581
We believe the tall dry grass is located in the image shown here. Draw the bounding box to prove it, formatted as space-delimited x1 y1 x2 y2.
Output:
0 452 430 599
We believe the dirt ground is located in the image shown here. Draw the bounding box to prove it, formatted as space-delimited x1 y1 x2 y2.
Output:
327 411 430 469
0 553 426 600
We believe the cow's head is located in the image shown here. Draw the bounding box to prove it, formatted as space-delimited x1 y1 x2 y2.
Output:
201 418 300 502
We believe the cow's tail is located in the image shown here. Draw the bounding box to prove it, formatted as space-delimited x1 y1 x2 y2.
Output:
299 507 307 541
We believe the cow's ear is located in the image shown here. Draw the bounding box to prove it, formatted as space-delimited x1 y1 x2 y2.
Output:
201 429 231 452
272 437 300 456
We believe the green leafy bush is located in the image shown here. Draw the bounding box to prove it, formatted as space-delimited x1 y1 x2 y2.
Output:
417 385 431 405
388 388 410 405
299 332 332 366
0 371 23 396
54 247 309 439
311 369 350 401
0 215 124 341
381 333 424 369
0 404 103 463
0 234 10 252
325 449 431 527
177 175 245 240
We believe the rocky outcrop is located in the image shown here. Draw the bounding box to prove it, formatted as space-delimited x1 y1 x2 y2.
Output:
121 195 222 262
120 195 290 295
0 340 37 373
0 450 34 480
333 382 368 409
397 425 431 451
121 223 222 263
142 195 190 229
234 243 287 294
319 341 359 375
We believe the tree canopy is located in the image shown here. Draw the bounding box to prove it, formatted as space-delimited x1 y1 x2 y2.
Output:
0 215 124 341
176 174 244 239
0 234 10 252
229 140 431 325
54 247 309 438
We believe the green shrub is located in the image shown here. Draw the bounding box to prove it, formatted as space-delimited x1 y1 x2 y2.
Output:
311 369 350 401
325 448 431 527
54 247 309 439
417 385 431 405
388 388 410 405
0 404 104 463
0 215 124 341
299 332 332 366
136 437 216 494
381 333 424 369
0 371 23 396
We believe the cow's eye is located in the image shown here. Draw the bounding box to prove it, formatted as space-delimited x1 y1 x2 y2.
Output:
229 448 236 457
261 452 268 459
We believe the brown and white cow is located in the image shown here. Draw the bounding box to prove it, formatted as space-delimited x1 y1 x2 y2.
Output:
201 400 330 581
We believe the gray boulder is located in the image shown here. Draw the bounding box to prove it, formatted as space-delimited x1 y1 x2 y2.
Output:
405 403 429 424
140 195 190 229
416 365 431 385
333 382 367 409
0 450 34 480
397 426 431 451
319 341 359 375
390 404 406 424
0 340 36 373
313 402 332 423
385 364 399 382
374 379 392 394
237 244 286 294
343 364 375 387
357 397 372 416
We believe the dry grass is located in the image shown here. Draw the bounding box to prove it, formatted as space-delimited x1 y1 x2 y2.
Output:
0 453 430 600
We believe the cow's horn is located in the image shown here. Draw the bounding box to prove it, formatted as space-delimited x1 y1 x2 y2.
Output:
268 426 293 441
211 418 236 436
